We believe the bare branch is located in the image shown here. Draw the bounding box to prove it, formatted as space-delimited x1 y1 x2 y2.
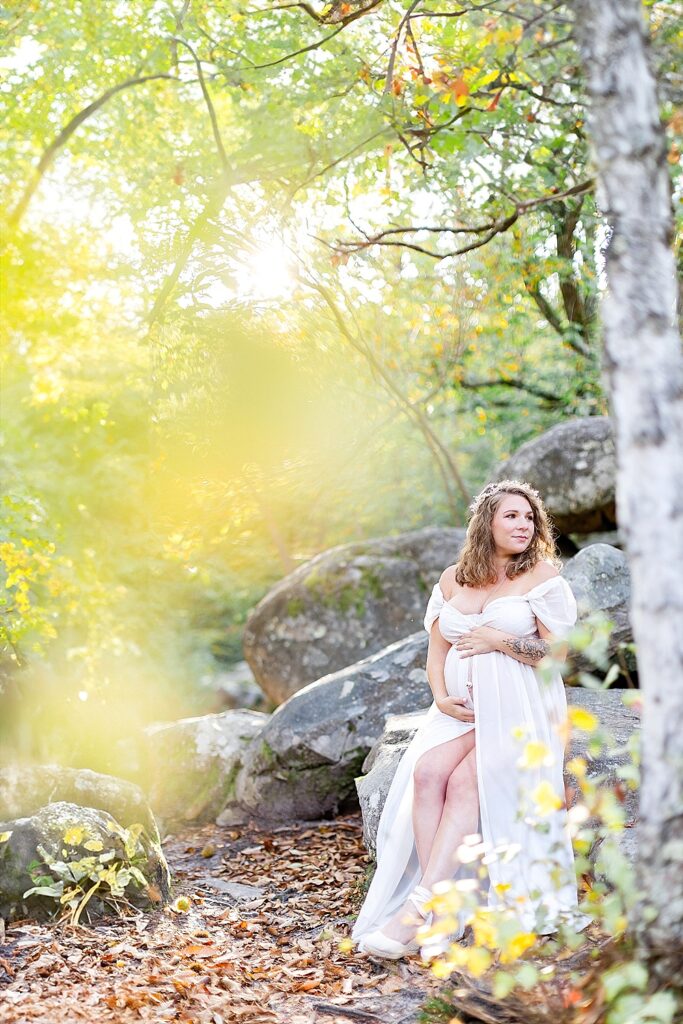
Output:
384 0 421 96
288 128 392 199
460 375 563 404
171 37 229 170
8 73 177 228
240 0 383 69
328 179 594 259
246 0 383 26
147 175 234 327
243 24 345 69
303 273 470 513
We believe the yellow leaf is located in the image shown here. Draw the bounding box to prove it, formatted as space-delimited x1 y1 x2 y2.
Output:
64 826 86 846
565 756 587 778
0 831 12 843
517 741 554 769
431 959 455 979
531 781 563 816
472 914 498 947
467 946 493 977
500 932 537 963
568 707 598 732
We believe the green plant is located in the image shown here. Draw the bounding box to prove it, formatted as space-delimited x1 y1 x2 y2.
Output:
24 821 154 926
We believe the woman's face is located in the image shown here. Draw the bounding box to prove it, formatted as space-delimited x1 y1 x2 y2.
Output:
490 493 535 556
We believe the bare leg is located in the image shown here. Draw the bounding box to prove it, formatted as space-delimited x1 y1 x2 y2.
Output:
413 732 476 871
380 733 475 943
420 748 479 889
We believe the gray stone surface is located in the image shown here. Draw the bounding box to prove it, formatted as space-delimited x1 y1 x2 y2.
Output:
199 661 268 713
243 526 465 705
0 800 170 923
563 543 630 616
492 416 616 534
142 710 270 828
563 544 634 676
234 633 433 822
356 688 641 857
0 765 160 840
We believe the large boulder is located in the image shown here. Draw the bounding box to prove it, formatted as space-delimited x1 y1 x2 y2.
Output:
492 417 616 534
0 765 161 840
233 633 432 822
141 709 269 828
564 544 630 614
356 689 641 857
243 526 465 705
0 801 170 923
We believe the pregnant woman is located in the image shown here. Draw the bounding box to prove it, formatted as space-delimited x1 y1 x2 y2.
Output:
352 479 584 958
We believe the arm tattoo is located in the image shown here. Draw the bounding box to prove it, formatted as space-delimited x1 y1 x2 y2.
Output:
503 636 550 662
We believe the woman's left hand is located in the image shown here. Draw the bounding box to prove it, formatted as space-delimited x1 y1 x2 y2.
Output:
454 626 501 658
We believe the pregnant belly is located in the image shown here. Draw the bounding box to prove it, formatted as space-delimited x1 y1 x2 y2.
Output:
444 647 474 709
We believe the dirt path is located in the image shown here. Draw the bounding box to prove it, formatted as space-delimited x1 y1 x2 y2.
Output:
0 812 445 1024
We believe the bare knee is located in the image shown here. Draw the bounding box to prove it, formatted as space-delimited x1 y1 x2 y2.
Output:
413 757 450 794
444 751 478 804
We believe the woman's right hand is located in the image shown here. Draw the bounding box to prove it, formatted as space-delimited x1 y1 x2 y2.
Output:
436 696 475 723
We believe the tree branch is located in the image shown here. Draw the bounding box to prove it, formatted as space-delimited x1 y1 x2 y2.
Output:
303 273 470 515
460 375 563 404
240 0 383 69
147 176 234 327
554 198 591 339
384 0 421 96
328 179 594 258
8 73 177 228
171 37 229 170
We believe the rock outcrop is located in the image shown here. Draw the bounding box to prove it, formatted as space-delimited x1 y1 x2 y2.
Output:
0 768 171 923
233 634 432 822
242 526 465 705
492 416 616 535
141 709 269 828
0 765 160 839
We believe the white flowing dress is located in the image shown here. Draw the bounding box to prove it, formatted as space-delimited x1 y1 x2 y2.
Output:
352 574 584 943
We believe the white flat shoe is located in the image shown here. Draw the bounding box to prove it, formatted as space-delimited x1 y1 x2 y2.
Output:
357 884 434 959
357 930 420 959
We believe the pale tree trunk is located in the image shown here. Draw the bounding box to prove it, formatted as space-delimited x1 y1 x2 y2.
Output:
573 0 683 980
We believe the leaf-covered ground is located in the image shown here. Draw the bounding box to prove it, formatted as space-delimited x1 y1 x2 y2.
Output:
0 812 445 1024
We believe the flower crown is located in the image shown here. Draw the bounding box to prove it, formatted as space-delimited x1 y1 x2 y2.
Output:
468 479 543 519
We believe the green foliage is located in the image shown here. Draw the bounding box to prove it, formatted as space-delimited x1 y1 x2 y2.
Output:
0 1 677 774
23 820 154 926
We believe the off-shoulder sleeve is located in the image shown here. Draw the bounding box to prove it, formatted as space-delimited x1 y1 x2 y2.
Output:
527 575 577 638
424 582 445 632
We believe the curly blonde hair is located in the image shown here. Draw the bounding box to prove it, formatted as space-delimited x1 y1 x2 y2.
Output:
454 479 560 587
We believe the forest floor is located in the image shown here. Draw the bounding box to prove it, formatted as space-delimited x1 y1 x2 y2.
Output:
0 812 448 1024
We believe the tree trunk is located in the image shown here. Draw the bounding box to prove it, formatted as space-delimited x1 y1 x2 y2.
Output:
573 0 683 980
